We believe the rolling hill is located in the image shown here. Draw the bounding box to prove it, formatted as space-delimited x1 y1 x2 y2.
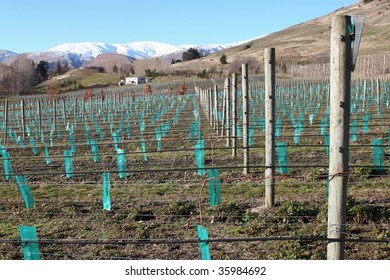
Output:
172 0 390 72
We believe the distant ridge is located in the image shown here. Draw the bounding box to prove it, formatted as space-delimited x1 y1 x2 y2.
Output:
0 39 254 69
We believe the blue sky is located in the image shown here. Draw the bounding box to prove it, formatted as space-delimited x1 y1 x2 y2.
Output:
2 0 358 53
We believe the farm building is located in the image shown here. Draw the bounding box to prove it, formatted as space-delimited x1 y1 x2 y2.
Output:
125 76 147 85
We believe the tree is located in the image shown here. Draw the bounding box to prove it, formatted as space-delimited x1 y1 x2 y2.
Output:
36 60 49 83
11 55 36 95
113 65 118 74
177 82 187 95
55 60 63 75
220 54 227 65
182 48 201 62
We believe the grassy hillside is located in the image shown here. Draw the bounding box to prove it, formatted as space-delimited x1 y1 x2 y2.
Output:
172 0 390 72
34 68 122 94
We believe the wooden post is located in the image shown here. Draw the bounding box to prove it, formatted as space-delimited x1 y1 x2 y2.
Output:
264 48 276 208
242 63 249 175
62 99 67 127
221 86 226 137
209 89 213 127
53 99 57 131
231 73 238 157
214 85 219 134
37 100 42 134
74 98 78 125
376 78 380 115
225 78 231 147
20 99 25 139
362 79 367 110
3 100 8 145
327 15 352 260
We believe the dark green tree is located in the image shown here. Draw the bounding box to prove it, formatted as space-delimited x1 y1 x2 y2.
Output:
55 60 63 75
35 60 49 83
220 54 227 64
182 48 201 62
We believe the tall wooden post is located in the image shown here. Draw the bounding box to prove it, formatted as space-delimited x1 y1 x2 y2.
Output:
327 15 352 260
221 87 226 137
3 100 8 145
214 85 219 134
225 78 231 147
209 89 213 127
37 100 42 134
264 48 276 208
63 99 67 127
242 64 249 175
52 99 57 131
231 73 238 157
21 99 25 139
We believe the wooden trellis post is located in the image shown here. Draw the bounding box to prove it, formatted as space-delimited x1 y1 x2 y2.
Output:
264 48 276 208
327 15 352 260
231 73 238 157
242 63 249 175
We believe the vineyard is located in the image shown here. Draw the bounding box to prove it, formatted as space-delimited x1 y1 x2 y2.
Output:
0 70 388 260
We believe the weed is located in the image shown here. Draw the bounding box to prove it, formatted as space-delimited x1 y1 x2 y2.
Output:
165 200 197 218
128 209 156 221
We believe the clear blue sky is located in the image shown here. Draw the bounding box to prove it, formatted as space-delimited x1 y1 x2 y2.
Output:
1 0 358 53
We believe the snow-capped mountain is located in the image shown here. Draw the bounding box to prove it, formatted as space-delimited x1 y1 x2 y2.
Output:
0 50 17 63
1 38 255 69
48 40 243 61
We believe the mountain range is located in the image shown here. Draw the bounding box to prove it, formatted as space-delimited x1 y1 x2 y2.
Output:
0 39 252 69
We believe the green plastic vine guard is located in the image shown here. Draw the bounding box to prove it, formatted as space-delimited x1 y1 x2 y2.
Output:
117 148 127 179
195 139 205 175
140 120 146 134
112 132 119 151
126 123 132 139
275 116 283 137
102 171 111 210
29 137 39 156
16 175 35 208
259 117 265 132
363 115 369 133
189 122 199 140
85 126 92 145
141 138 148 161
320 118 328 136
1 148 13 181
351 121 359 142
197 225 211 260
276 142 289 174
156 128 162 151
388 128 390 153
236 123 242 139
324 132 330 157
44 144 51 165
249 127 255 146
69 134 76 154
91 139 100 163
293 126 302 144
16 136 25 147
64 150 74 179
18 225 40 260
372 139 385 173
208 168 221 206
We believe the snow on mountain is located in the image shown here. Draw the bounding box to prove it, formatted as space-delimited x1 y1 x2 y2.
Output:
1 38 257 69
113 41 190 59
49 42 117 60
47 39 254 62
0 50 17 63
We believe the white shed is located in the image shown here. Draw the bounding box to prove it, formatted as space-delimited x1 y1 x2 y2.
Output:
125 76 147 85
